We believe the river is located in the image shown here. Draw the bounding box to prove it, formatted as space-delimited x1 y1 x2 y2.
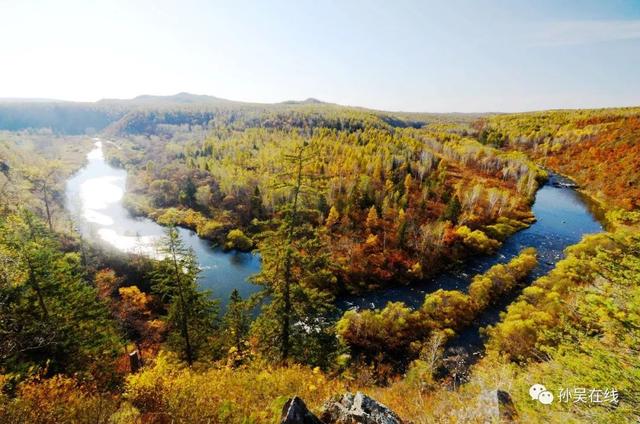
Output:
340 172 604 311
66 139 603 327
65 140 261 308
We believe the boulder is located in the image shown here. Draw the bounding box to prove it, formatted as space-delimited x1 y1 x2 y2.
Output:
281 396 323 424
321 392 403 424
478 390 518 423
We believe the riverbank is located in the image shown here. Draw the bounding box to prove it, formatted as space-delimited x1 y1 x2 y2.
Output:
65 140 262 309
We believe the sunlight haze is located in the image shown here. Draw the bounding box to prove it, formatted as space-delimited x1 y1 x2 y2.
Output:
1 0 639 112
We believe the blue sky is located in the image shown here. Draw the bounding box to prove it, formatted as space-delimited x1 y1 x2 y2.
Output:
1 0 639 112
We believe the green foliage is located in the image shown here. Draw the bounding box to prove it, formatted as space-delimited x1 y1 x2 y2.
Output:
221 289 251 359
442 195 461 224
113 113 541 291
468 247 537 309
151 227 219 365
250 141 337 366
0 211 121 380
487 232 640 364
483 216 529 241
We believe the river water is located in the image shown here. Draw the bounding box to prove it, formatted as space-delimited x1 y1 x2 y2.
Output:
66 140 603 323
65 140 261 308
340 172 604 311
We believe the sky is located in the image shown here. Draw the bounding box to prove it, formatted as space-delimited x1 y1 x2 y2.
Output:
1 0 639 112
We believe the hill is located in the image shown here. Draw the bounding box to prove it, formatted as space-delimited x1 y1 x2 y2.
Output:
0 93 483 135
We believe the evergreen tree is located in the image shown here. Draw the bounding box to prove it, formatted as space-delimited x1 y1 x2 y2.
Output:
250 140 336 363
443 195 462 224
0 210 121 377
151 226 219 365
250 185 265 220
222 289 251 353
179 177 197 207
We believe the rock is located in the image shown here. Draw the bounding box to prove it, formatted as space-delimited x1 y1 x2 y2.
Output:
281 396 323 424
0 161 9 177
478 390 518 423
321 392 403 424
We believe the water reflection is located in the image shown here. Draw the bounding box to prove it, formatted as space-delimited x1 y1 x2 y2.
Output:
65 140 261 308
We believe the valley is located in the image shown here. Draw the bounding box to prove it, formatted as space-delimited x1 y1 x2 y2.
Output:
0 97 638 423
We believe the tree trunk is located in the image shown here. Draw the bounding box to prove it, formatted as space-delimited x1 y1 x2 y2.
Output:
42 183 53 232
170 233 194 366
280 146 304 362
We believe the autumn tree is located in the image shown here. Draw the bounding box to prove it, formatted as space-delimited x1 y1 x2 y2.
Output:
325 206 340 228
365 206 379 231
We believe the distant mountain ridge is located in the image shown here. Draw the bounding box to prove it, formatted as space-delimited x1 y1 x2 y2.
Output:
97 92 240 106
0 92 483 134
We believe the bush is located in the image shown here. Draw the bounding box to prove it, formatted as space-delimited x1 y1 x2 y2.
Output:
483 217 529 241
224 229 253 251
0 375 119 424
123 352 344 423
455 226 501 253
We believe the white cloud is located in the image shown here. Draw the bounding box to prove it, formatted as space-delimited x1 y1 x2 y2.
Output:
534 20 640 46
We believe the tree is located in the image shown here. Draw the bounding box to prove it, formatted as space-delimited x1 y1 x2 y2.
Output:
366 206 379 231
151 226 219 365
325 206 340 228
396 208 408 247
224 229 253 251
442 195 461 224
195 185 213 211
251 139 336 363
250 185 265 219
222 289 250 354
25 164 62 231
0 210 121 377
179 177 197 207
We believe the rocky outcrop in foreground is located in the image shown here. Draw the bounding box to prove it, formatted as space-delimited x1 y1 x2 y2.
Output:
281 390 520 424
281 397 324 424
281 392 402 424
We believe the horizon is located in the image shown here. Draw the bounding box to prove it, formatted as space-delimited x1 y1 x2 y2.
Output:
3 91 639 115
1 0 640 112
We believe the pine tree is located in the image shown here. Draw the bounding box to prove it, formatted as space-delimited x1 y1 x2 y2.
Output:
222 289 250 353
250 185 265 220
0 210 121 376
151 226 219 365
251 139 336 363
443 195 462 224
397 208 408 247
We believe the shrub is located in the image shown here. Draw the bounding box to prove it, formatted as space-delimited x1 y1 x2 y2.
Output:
123 352 345 423
455 226 501 253
225 229 253 251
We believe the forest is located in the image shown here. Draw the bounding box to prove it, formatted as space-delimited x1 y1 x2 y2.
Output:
0 97 639 423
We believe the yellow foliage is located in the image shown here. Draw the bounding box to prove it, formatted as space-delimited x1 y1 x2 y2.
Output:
122 352 346 423
455 225 500 253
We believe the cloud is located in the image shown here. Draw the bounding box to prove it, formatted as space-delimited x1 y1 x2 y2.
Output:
534 20 640 46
